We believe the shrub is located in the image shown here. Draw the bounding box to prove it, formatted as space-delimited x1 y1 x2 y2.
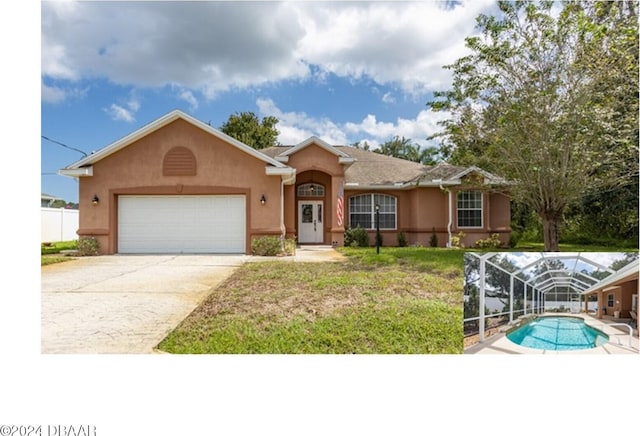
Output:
475 233 503 249
508 231 520 248
429 227 439 247
251 236 296 256
77 237 100 256
451 231 466 248
252 236 283 256
282 238 296 256
397 231 408 247
344 226 369 247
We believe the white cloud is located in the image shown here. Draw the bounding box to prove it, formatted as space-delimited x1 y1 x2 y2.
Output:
104 92 141 122
178 89 199 111
104 104 135 123
345 110 450 147
41 1 497 99
126 98 140 113
382 92 395 104
257 98 450 148
41 81 88 104
257 98 349 145
41 82 67 104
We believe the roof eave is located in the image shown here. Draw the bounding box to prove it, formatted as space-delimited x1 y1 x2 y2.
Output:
58 167 93 178
64 110 288 170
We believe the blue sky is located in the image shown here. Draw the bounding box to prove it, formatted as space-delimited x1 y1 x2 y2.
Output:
40 0 501 203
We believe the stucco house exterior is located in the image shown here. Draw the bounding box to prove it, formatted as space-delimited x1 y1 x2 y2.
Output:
583 259 639 321
59 110 511 254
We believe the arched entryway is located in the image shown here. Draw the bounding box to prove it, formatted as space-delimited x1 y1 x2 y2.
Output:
296 170 331 244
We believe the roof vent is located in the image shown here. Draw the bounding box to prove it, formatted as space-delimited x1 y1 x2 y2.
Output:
163 146 196 176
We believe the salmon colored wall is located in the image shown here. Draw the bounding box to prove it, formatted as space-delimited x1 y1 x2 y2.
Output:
620 279 638 318
451 188 511 247
286 144 343 176
344 187 510 247
286 143 346 245
78 119 282 254
602 288 623 317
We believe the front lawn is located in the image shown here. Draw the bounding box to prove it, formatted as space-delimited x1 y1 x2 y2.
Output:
41 241 78 266
158 248 464 354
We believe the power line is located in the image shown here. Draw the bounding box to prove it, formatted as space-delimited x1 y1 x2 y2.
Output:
41 135 88 157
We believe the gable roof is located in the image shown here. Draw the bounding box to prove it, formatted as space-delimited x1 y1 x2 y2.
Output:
60 109 288 175
274 136 355 164
424 163 509 185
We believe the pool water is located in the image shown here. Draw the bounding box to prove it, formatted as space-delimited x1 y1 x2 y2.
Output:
507 316 609 351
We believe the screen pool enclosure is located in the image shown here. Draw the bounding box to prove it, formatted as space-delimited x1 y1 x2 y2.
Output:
464 252 638 344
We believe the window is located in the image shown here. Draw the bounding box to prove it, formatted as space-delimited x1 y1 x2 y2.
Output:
297 183 325 197
349 194 396 230
607 294 614 308
457 191 483 228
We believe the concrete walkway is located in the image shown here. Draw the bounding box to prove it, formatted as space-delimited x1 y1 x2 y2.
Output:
41 246 345 354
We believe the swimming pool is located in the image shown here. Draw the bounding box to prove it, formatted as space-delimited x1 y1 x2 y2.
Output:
507 316 609 351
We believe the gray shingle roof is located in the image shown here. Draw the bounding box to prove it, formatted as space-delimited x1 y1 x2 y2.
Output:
260 145 507 186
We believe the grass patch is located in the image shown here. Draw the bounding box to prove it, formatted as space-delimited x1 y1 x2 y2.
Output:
41 240 77 255
41 240 78 266
158 248 463 354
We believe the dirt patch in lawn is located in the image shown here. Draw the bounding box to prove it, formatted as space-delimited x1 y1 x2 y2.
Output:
178 259 462 332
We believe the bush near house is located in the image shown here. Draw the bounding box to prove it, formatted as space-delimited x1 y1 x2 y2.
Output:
251 236 296 256
77 237 100 256
344 226 369 247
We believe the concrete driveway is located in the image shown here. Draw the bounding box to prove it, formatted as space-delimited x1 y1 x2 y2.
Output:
41 255 245 354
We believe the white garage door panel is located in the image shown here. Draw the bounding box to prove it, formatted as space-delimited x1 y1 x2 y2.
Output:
118 195 245 253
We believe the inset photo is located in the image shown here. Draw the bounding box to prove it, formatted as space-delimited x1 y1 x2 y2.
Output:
463 252 638 354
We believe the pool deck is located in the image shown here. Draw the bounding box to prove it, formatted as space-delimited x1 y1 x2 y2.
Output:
464 313 639 355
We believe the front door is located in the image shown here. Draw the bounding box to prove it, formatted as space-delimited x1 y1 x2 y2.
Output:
298 201 323 243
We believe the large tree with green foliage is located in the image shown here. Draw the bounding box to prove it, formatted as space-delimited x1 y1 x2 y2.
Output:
429 1 638 251
219 111 280 149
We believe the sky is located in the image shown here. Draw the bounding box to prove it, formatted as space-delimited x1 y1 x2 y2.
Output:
40 0 502 203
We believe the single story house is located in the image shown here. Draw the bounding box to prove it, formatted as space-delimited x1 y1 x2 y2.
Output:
59 110 511 254
41 193 59 207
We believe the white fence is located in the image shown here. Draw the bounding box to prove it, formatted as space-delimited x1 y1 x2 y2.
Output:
41 207 79 243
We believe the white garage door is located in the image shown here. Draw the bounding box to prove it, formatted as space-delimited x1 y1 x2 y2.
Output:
118 195 246 253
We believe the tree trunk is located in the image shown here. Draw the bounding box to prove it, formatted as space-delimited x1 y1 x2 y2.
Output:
541 214 560 252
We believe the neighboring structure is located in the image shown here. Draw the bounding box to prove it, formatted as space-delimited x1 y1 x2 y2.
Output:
59 110 511 254
41 193 59 207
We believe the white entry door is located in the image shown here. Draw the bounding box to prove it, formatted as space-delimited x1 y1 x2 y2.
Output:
298 201 323 243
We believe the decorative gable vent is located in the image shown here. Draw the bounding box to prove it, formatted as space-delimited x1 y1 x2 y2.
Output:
163 146 196 176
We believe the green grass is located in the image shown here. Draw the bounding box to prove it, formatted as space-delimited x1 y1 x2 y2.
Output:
158 248 464 354
41 240 78 266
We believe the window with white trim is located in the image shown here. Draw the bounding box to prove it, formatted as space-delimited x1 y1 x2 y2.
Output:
457 191 483 228
607 294 614 308
297 183 325 197
349 194 396 230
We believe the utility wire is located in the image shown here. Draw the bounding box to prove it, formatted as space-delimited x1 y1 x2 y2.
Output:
41 135 88 157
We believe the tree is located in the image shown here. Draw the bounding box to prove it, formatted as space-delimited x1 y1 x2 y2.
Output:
219 112 280 149
350 140 371 151
428 1 639 251
374 136 441 165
